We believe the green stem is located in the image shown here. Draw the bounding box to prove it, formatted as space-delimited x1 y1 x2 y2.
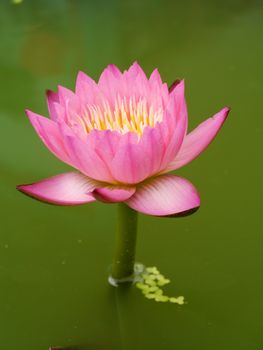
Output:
111 203 138 282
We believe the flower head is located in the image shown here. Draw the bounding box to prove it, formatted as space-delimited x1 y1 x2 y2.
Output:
17 62 230 216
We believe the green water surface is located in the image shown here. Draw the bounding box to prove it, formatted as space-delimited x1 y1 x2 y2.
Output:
0 1 263 349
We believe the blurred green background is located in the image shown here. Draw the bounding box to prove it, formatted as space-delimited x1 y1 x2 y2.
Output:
0 0 263 349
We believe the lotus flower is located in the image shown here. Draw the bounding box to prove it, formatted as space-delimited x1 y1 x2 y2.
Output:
17 62 229 216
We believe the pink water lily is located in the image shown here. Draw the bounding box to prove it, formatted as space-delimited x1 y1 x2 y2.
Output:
17 62 229 216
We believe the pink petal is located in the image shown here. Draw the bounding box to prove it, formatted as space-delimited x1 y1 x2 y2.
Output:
58 85 76 105
57 86 83 125
149 68 163 87
164 107 230 172
63 134 116 183
111 132 153 184
98 64 124 106
159 80 188 169
46 90 59 121
126 175 200 216
107 63 122 78
137 125 166 176
169 79 182 92
26 110 73 166
124 62 149 98
88 129 121 169
94 185 136 203
75 70 103 106
17 172 97 206
99 63 122 81
148 68 169 109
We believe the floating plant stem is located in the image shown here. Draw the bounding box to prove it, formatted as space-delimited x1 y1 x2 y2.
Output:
110 203 138 284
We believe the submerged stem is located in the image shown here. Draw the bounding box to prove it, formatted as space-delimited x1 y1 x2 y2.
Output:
110 203 138 283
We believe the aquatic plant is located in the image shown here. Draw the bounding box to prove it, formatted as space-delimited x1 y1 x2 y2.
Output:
17 62 229 284
135 265 185 304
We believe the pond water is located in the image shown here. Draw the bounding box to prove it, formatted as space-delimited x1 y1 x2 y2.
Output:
0 1 263 349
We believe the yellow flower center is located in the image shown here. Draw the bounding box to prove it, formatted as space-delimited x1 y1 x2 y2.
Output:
76 96 163 137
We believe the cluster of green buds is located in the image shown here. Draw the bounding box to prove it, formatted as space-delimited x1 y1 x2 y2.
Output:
135 266 185 304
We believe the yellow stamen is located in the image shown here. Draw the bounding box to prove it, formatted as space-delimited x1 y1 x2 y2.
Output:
75 96 163 138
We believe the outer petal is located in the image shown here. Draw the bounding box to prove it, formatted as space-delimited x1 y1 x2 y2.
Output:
17 172 97 205
57 86 83 125
58 85 76 105
126 175 200 217
136 125 166 176
148 68 169 109
94 185 136 203
111 132 153 184
26 110 73 166
88 129 121 170
169 79 182 93
159 80 188 169
63 134 116 183
46 90 59 121
164 107 230 172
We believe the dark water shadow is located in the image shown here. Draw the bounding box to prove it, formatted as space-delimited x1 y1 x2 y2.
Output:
105 283 139 350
